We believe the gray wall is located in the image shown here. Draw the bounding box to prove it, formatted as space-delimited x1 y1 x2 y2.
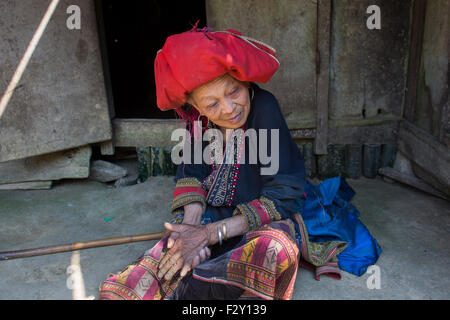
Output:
330 0 411 121
206 0 318 128
2 0 446 164
207 0 412 146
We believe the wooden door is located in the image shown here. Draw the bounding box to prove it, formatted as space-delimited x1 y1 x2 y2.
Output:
401 0 450 196
0 0 112 163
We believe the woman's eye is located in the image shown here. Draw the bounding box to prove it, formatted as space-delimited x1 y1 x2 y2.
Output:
207 102 218 109
230 87 240 95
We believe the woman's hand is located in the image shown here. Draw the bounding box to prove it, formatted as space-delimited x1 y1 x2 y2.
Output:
158 222 212 281
158 215 249 281
166 201 203 253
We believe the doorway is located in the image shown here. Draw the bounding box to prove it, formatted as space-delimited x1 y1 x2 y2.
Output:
95 0 207 119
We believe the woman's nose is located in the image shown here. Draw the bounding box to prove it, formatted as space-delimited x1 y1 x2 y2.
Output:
221 99 235 114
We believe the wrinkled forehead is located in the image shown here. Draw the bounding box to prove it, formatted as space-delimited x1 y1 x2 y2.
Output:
193 74 249 98
195 74 235 93
188 74 236 102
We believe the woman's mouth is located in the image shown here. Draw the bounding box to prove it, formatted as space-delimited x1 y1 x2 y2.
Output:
228 112 242 123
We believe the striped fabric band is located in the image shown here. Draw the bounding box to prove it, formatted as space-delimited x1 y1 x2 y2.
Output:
171 177 207 214
233 196 282 231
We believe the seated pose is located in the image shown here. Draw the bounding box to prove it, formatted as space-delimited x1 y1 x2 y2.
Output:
98 25 381 300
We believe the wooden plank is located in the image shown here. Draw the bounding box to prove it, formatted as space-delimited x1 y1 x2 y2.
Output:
100 140 115 156
328 120 400 144
285 119 316 129
290 128 316 139
0 181 52 190
113 119 186 147
0 146 91 184
397 120 450 195
314 0 331 155
113 117 401 147
329 116 403 128
93 0 116 119
439 100 449 143
411 162 450 198
403 0 427 122
378 167 449 201
115 119 319 148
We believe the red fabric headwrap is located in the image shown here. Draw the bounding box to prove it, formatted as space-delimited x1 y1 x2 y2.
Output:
154 27 279 111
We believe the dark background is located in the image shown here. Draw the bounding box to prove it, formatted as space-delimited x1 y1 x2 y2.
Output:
96 0 207 119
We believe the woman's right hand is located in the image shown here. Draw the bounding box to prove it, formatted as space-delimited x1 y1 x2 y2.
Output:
158 223 213 281
167 202 204 249
182 202 211 267
160 202 210 281
163 231 211 281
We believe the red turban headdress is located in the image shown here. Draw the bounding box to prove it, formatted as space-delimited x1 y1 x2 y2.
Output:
154 26 279 111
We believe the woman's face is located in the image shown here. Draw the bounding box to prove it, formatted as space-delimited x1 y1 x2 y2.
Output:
188 74 251 130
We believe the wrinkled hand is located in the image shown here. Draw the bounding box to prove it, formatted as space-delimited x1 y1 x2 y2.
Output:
158 222 212 281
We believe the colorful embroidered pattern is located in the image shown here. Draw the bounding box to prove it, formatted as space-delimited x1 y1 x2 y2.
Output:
233 196 282 231
99 235 185 300
233 202 261 230
99 221 299 300
192 220 299 300
226 225 299 300
203 127 245 207
171 177 207 214
292 213 348 280
259 196 282 220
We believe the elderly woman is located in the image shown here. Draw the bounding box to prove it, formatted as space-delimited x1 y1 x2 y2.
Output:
99 26 380 300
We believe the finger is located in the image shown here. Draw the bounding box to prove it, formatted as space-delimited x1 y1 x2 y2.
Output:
158 251 180 278
164 222 182 233
205 247 211 258
180 264 191 278
167 232 180 249
160 239 181 269
159 249 172 271
191 255 200 268
198 248 206 262
164 257 184 281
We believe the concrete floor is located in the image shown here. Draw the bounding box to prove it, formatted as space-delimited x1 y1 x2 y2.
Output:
0 166 449 300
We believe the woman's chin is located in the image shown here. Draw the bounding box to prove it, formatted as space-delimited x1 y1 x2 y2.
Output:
220 122 243 130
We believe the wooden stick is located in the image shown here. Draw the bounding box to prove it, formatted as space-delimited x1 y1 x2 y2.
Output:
0 231 167 261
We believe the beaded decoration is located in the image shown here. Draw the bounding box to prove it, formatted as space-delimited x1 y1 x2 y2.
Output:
203 125 246 207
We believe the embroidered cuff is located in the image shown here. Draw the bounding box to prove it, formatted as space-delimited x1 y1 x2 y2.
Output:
170 211 184 224
171 177 207 215
233 196 281 231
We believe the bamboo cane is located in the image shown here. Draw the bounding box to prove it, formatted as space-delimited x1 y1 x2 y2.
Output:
0 231 167 261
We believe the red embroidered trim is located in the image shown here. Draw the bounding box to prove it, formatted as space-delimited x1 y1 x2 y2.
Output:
248 199 271 226
173 186 207 199
171 177 207 213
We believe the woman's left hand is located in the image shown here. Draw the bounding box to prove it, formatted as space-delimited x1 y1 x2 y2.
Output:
158 222 212 281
